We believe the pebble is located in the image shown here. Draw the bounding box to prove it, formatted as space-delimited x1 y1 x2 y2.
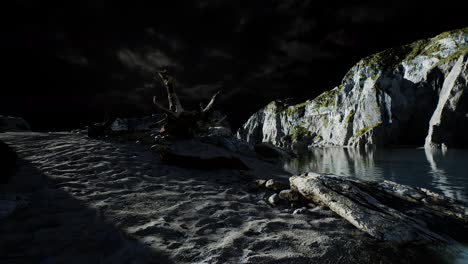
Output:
293 208 306 215
268 193 280 206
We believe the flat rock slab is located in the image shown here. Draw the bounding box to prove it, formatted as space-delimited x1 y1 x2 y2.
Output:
290 173 468 243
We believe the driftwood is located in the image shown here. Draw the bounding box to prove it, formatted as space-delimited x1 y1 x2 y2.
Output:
153 69 224 138
290 173 468 243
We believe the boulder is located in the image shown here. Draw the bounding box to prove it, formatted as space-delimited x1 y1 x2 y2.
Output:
265 179 289 192
155 140 250 170
278 189 300 202
290 173 468 243
238 27 468 149
0 116 30 132
268 193 280 206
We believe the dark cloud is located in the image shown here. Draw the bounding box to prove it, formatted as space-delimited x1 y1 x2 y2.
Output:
2 0 466 131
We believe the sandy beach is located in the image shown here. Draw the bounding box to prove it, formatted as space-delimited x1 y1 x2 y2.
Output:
0 132 443 263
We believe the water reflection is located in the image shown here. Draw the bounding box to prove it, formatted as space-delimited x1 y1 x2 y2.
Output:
284 147 468 203
424 148 466 202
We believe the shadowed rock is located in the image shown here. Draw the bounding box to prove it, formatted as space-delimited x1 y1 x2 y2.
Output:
0 140 17 184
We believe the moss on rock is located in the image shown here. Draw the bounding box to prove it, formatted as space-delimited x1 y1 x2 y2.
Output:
286 101 309 116
354 122 382 139
433 47 468 67
290 126 312 142
345 110 355 124
312 88 339 109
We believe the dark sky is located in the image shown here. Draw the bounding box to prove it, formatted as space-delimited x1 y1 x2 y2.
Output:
2 0 467 131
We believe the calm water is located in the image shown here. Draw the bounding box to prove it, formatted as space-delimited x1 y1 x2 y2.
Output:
284 147 468 203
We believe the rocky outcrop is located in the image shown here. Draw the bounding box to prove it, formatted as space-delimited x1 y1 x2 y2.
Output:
238 28 468 150
0 116 31 132
290 173 468 243
425 55 468 149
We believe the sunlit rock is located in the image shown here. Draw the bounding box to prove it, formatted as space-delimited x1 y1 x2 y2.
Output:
238 28 468 150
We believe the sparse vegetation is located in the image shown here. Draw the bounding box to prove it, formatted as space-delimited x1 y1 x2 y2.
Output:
354 121 382 139
290 126 312 142
286 101 309 116
359 27 468 72
345 110 355 124
312 88 339 109
433 47 468 68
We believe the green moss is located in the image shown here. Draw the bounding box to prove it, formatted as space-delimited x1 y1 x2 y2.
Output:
433 47 468 67
361 45 411 71
286 101 309 115
290 126 311 142
373 82 382 92
359 27 468 71
354 122 382 139
404 39 432 61
345 110 355 123
312 87 339 109
433 27 468 41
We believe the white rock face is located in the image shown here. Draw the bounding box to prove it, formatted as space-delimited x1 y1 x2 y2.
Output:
238 28 468 150
425 55 468 149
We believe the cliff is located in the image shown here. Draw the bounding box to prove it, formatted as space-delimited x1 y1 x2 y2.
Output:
238 28 468 150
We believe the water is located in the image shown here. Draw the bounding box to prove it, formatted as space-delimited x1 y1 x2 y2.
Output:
284 147 468 203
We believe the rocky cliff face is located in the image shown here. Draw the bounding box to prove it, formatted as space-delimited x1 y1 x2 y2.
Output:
238 28 468 150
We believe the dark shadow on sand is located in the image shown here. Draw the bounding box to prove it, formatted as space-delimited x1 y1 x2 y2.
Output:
0 158 173 264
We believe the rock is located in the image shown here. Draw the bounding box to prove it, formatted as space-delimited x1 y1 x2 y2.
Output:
254 143 294 161
255 179 267 187
293 208 306 215
0 140 17 184
0 116 30 132
199 135 255 157
238 28 468 149
425 55 468 149
156 140 250 170
207 126 233 138
265 179 289 192
278 189 300 202
268 193 280 206
254 143 282 159
290 173 468 243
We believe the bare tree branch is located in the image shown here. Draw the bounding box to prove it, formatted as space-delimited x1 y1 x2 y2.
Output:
202 91 220 113
157 71 184 113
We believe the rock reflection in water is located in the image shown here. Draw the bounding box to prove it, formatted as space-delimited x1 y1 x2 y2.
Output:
284 148 384 181
284 147 468 203
424 148 466 202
